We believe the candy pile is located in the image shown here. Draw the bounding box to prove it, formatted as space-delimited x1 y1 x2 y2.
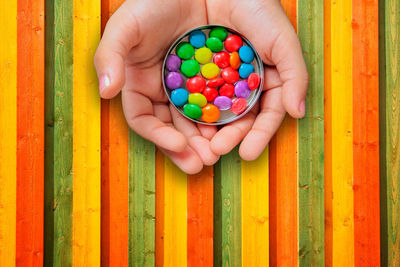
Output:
164 26 261 123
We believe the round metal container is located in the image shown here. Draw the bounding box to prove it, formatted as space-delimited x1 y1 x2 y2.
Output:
162 25 264 125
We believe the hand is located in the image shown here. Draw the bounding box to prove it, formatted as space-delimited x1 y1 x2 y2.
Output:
206 0 308 160
94 0 220 174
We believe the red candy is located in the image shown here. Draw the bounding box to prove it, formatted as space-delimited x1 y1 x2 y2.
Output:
231 98 247 114
224 35 243 52
202 87 219 102
248 73 261 90
213 52 230 68
219 83 235 98
221 67 239 84
186 75 206 93
207 77 224 88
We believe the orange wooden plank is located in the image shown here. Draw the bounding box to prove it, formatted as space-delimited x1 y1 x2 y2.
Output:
155 149 165 267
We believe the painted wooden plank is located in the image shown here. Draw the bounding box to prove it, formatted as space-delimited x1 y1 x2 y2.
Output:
187 166 214 267
242 149 269 266
128 132 155 266
164 157 187 266
44 0 74 265
0 0 17 266
72 0 101 265
214 147 241 267
352 0 381 265
155 149 165 267
100 0 129 266
297 0 325 265
16 0 45 266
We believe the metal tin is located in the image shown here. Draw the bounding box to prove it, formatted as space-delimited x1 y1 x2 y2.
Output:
162 25 264 125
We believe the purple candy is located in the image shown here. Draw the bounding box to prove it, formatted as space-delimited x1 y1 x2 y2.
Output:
214 96 232 110
166 54 181 72
165 72 183 89
234 81 251 98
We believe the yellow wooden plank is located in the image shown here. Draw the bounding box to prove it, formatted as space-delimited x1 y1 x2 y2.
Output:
163 157 187 267
242 148 269 266
330 0 354 265
0 1 17 266
72 0 101 265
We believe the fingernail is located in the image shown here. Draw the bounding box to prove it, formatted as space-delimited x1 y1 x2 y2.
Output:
99 74 110 93
299 100 306 117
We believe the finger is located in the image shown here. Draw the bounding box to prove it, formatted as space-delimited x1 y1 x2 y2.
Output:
264 66 283 91
159 146 203 175
197 124 218 140
239 88 286 161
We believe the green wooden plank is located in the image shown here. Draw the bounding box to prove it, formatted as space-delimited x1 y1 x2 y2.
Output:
44 0 74 266
297 0 325 265
128 130 156 267
214 147 241 267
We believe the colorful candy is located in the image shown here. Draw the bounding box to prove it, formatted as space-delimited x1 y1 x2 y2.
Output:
213 51 230 68
209 27 228 41
176 42 195 59
189 30 206 48
238 63 255 79
221 67 239 84
165 72 183 89
183 104 202 119
195 47 212 64
230 52 241 69
238 46 255 63
231 98 247 114
186 75 206 93
214 96 232 110
207 77 224 88
224 35 243 52
181 59 200 77
234 81 251 98
171 88 189 106
219 83 235 98
166 54 181 72
188 93 207 107
201 63 220 79
206 37 223 52
248 73 261 90
202 87 219 102
201 104 221 123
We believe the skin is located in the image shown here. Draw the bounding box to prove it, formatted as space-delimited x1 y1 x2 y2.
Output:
94 0 308 174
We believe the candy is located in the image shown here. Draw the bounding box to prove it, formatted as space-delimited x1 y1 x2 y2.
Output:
219 83 235 98
207 77 224 87
176 42 195 60
181 59 200 77
195 47 212 64
224 35 243 52
165 72 183 89
213 51 230 68
188 93 207 107
238 63 255 79
248 73 261 90
183 104 203 119
171 88 189 106
209 27 228 41
238 46 255 63
234 81 251 98
202 87 219 102
189 30 206 48
206 37 223 52
201 104 221 123
166 54 181 71
231 98 247 114
214 96 232 110
201 63 220 79
186 75 206 93
221 67 239 84
230 52 241 69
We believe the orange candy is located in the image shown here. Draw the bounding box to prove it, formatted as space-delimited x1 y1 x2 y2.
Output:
230 52 241 69
201 104 220 123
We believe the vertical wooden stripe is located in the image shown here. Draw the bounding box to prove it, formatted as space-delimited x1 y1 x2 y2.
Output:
187 167 214 267
16 0 45 266
155 150 165 267
128 132 155 266
242 149 269 266
297 0 325 265
44 0 74 265
214 148 241 267
0 0 17 266
72 0 101 265
100 0 129 266
352 0 381 265
328 0 355 265
164 158 187 266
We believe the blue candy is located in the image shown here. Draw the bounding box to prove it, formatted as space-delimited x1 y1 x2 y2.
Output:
238 63 255 79
189 30 206 48
171 88 189 107
238 46 255 63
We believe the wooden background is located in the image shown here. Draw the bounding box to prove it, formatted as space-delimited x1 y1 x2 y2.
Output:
0 0 398 266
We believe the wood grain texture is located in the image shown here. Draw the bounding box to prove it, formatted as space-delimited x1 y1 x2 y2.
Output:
352 0 381 265
214 147 241 267
128 132 155 267
72 0 101 265
0 0 17 266
297 0 325 265
16 0 45 266
44 0 74 265
242 149 269 266
187 166 214 267
155 150 165 267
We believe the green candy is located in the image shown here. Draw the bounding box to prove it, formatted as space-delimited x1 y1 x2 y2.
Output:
176 42 195 59
206 37 223 52
180 59 200 77
188 93 207 107
183 104 203 119
209 27 228 41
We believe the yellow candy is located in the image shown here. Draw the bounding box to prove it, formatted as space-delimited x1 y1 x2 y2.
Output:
201 63 220 79
194 47 212 64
